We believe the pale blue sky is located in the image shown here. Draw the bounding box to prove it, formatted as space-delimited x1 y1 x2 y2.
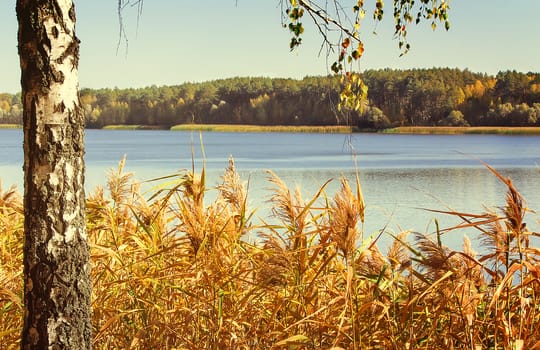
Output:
0 1 539 93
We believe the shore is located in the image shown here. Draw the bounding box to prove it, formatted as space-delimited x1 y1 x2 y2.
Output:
169 124 353 133
0 124 22 129
3 124 540 135
381 126 540 135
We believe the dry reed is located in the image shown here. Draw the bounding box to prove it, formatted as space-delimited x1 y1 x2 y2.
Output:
1 161 539 349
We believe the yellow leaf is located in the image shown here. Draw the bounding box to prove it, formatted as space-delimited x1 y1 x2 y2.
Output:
275 334 309 346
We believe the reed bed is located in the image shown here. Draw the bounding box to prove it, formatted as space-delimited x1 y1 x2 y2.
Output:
170 124 353 133
1 161 540 349
0 124 22 129
102 125 168 130
383 126 540 135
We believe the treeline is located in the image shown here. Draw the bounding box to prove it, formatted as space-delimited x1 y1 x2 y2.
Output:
362 68 540 128
0 93 21 125
1 68 539 128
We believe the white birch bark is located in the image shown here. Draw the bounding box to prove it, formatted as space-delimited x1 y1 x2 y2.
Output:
17 0 91 348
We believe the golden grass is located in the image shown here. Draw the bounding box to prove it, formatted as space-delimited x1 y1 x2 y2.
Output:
1 162 540 349
170 123 354 133
102 125 168 130
0 181 23 348
0 124 22 129
383 126 540 135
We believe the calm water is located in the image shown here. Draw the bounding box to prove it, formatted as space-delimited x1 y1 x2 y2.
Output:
1 129 539 250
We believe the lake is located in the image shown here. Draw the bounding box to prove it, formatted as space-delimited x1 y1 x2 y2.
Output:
1 129 539 251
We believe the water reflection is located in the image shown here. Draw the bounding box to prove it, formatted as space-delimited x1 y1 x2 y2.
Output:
234 167 539 252
1 129 538 252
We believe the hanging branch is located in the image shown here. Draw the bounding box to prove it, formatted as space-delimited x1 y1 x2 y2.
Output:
283 0 451 112
116 0 144 54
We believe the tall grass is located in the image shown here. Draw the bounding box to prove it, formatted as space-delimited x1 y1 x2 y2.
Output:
0 181 23 348
0 124 22 129
1 162 539 349
102 125 168 130
170 124 354 133
383 126 540 135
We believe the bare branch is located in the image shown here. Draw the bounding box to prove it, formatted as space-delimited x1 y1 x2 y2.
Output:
298 0 360 42
116 0 144 55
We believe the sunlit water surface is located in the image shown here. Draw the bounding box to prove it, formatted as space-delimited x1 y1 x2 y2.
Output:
1 129 539 251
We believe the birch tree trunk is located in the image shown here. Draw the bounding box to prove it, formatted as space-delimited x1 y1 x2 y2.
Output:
17 0 91 348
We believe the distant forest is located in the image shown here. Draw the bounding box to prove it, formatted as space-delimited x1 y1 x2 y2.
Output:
1 68 539 129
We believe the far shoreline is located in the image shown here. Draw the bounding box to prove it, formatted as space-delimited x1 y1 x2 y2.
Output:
98 124 540 135
381 126 540 135
2 124 540 135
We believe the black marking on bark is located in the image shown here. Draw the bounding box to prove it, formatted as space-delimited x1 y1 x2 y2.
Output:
51 25 59 39
69 3 76 22
54 102 66 114
51 0 70 35
51 68 65 84
56 36 80 68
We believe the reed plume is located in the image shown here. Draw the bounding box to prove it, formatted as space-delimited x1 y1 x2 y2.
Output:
1 161 539 349
328 177 363 262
